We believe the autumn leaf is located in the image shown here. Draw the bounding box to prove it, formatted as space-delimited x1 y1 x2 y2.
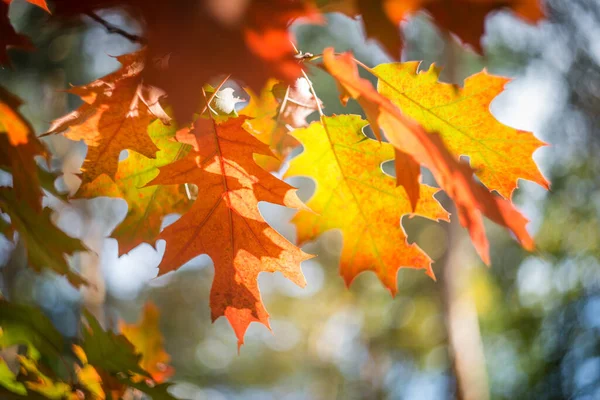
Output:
119 303 173 383
0 358 26 397
420 0 545 52
241 78 320 171
147 115 312 346
46 50 170 190
322 0 544 56
321 49 535 264
17 356 75 399
49 1 321 124
287 115 449 292
77 118 191 256
374 61 548 198
81 310 148 378
0 188 88 286
0 86 47 212
137 0 321 124
70 345 105 400
0 300 64 358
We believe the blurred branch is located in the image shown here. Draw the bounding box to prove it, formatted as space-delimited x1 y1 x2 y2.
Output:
85 12 147 44
441 215 490 400
439 37 489 400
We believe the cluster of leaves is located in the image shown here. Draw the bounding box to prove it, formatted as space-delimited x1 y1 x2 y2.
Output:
0 301 175 399
1 0 549 396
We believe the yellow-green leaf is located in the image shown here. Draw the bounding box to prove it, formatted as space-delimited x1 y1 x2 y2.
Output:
286 115 449 293
374 62 548 198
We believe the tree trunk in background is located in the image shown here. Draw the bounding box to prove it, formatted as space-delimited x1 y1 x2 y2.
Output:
441 214 490 400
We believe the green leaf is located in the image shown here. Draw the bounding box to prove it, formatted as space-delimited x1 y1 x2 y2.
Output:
0 358 26 396
0 300 64 357
81 310 148 378
0 188 88 287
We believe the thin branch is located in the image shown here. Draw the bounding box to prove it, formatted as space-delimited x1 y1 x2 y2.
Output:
85 12 147 44
301 69 324 117
200 74 232 116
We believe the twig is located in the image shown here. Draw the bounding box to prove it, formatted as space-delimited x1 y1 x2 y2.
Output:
301 69 324 117
85 12 147 44
199 74 232 116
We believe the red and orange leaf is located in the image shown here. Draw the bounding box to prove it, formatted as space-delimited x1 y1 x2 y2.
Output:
0 86 47 212
241 78 320 171
322 49 535 264
137 0 322 124
394 148 421 211
77 119 191 256
147 115 312 346
323 0 544 56
374 61 548 199
119 303 173 383
420 0 545 52
46 50 170 190
286 115 449 293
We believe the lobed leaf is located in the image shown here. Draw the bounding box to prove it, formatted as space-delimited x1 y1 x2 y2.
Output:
147 115 312 346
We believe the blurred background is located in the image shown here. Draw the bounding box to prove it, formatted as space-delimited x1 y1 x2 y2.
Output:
1 0 600 399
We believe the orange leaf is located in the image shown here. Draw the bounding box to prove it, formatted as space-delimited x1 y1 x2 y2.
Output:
77 119 192 256
119 303 173 383
322 49 535 264
147 115 312 346
137 0 322 124
323 0 544 56
46 50 170 191
394 148 421 211
0 86 47 212
286 115 449 293
420 0 545 52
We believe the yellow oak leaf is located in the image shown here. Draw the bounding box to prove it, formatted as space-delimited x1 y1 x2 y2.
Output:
374 61 549 198
321 49 535 265
286 115 449 293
